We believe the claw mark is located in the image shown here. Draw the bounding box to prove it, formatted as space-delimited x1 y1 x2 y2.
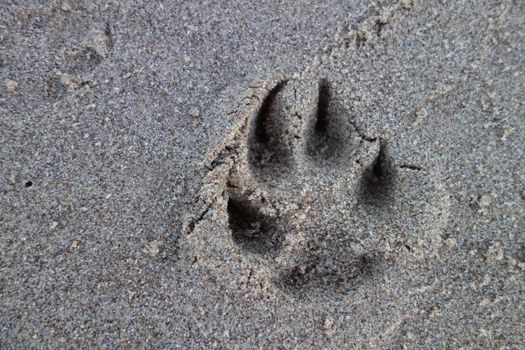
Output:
315 79 331 134
252 82 285 143
306 79 345 161
248 81 292 175
360 140 394 205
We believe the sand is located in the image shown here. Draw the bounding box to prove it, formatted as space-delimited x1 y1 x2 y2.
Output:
1 0 524 348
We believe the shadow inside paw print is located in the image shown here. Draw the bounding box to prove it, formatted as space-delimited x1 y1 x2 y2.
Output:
190 76 450 300
359 140 395 207
247 81 293 179
305 79 348 162
227 194 287 256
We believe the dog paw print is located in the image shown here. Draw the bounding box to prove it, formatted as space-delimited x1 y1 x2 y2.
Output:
186 77 450 299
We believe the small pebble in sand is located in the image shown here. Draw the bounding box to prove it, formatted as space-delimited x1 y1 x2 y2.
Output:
5 79 18 92
485 242 504 262
143 240 164 257
61 3 72 12
478 195 492 208
190 107 200 117
323 316 335 334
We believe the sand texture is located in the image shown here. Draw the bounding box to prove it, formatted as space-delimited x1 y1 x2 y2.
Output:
1 0 524 348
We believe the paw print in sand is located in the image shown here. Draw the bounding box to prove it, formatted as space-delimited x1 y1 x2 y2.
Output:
185 77 450 299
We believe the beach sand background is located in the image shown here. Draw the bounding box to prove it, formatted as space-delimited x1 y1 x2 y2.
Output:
1 0 524 348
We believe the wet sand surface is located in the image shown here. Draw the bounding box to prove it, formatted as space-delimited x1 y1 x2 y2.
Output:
1 1 524 348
